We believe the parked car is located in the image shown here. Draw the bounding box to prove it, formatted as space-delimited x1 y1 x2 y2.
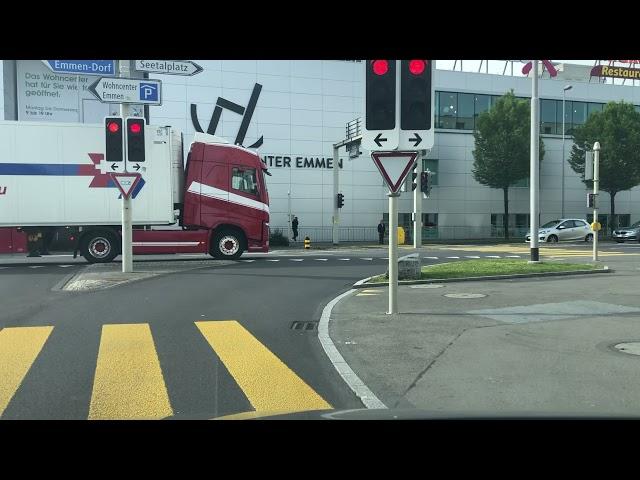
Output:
525 218 593 243
612 221 640 243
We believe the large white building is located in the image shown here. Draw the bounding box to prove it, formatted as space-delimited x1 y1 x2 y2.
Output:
4 60 640 241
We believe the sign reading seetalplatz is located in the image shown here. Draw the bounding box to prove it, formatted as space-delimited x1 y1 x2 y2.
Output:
591 65 640 80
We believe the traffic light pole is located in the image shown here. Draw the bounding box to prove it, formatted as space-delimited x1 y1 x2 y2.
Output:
119 59 133 274
593 142 600 262
332 145 339 245
388 192 400 314
413 151 422 248
529 60 541 264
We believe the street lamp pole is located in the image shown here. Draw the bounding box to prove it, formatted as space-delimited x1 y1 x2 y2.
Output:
561 84 572 219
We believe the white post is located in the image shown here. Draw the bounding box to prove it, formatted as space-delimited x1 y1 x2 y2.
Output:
287 191 292 241
529 60 541 263
388 192 399 314
332 145 340 245
413 151 422 248
119 59 133 273
562 90 566 218
593 142 600 262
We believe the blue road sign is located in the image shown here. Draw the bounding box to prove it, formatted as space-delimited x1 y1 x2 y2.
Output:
139 83 159 102
42 60 116 76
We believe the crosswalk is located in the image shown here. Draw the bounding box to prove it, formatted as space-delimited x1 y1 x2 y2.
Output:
0 321 331 420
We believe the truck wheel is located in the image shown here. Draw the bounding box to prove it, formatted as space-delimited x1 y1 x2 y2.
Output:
81 230 119 263
211 229 245 260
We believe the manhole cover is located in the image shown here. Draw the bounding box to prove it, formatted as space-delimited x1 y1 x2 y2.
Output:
613 342 640 356
444 293 487 299
410 284 444 289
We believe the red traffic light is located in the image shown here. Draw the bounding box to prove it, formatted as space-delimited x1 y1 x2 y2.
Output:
107 121 120 133
372 60 389 76
409 60 427 75
129 122 142 134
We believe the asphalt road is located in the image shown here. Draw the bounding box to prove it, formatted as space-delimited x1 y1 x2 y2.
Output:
1 241 638 419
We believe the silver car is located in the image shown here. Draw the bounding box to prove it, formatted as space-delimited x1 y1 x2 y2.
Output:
613 221 640 243
525 218 593 243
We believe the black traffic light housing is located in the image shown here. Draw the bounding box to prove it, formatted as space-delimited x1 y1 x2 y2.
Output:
337 193 345 209
366 60 396 130
105 117 123 163
587 193 597 208
400 60 432 130
126 117 146 164
421 171 431 196
411 163 418 191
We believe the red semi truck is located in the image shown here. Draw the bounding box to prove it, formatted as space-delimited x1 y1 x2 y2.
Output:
0 121 270 262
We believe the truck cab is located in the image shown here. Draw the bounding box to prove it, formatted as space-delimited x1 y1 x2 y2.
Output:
180 133 270 258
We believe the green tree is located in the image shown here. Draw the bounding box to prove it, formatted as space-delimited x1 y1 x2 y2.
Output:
569 101 640 233
472 91 545 239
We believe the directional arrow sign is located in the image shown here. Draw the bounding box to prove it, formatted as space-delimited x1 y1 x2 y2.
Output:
42 60 116 76
88 77 162 105
371 151 418 193
110 173 142 199
134 60 203 76
408 133 422 147
374 133 387 147
133 164 140 171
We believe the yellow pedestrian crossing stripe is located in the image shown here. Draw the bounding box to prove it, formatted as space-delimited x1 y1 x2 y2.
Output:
196 321 331 414
0 326 53 417
0 321 330 419
89 324 173 420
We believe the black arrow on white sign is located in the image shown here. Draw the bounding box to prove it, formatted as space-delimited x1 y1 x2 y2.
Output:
409 133 422 147
374 133 387 147
111 163 117 171
133 164 140 171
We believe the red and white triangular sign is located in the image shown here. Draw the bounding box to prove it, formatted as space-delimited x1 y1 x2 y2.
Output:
371 151 418 193
110 172 142 199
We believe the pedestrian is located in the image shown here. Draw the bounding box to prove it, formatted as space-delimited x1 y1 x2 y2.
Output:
377 219 386 245
292 216 299 242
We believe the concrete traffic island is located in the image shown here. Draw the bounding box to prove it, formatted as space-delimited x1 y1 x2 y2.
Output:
326 257 640 415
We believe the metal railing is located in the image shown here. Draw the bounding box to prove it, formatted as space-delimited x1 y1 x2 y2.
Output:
346 118 362 140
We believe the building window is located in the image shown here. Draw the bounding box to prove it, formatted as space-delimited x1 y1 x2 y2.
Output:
572 101 587 130
457 93 474 130
588 102 603 117
438 92 458 129
474 94 491 124
422 158 439 185
231 167 258 195
491 213 529 237
540 99 557 134
423 213 438 227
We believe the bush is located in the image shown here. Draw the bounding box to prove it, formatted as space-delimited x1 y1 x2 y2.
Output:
269 229 289 246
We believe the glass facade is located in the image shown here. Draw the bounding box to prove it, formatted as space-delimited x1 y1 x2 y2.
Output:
422 159 439 185
434 90 623 135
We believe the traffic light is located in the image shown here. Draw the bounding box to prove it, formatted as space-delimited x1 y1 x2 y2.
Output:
366 60 396 130
337 193 345 209
105 117 123 163
411 163 418 191
126 117 146 163
421 171 432 197
587 193 597 208
400 60 432 130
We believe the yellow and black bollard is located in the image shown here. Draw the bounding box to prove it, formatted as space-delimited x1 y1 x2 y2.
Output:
304 236 311 250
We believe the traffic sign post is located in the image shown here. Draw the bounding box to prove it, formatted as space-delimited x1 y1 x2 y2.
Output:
134 60 203 76
592 142 600 262
42 60 116 76
88 77 162 105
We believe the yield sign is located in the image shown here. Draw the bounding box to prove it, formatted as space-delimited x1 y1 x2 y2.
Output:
371 151 418 193
110 173 142 199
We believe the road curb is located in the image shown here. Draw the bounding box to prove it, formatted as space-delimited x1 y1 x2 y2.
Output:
353 266 613 288
318 289 387 409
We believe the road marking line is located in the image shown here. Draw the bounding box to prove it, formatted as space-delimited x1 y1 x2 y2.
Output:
360 289 382 293
196 321 331 413
0 267 9 270
361 258 373 261
289 259 304 262
0 326 53 417
505 255 521 258
465 256 481 259
88 324 172 420
485 255 501 258
356 293 379 296
266 259 280 262
314 258 328 261
337 258 351 261
424 256 439 259
58 265 74 268
446 256 460 259
240 260 255 263
28 266 44 269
